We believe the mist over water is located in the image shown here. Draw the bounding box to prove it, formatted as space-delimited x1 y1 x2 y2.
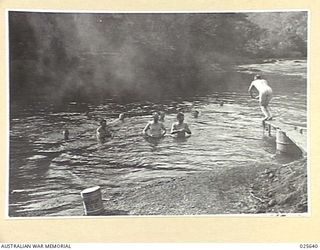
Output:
10 13 209 102
9 12 307 103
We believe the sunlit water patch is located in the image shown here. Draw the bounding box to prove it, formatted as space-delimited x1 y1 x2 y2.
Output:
236 59 307 79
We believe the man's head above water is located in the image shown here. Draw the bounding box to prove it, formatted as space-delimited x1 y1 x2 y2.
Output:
177 112 185 123
152 112 159 122
254 74 262 80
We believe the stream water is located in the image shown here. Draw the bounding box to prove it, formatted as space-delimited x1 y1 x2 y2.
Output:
9 59 307 217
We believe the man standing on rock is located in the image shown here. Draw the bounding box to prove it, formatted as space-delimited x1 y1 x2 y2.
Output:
248 74 273 121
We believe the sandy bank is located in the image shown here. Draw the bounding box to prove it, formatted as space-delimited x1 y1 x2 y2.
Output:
102 158 307 216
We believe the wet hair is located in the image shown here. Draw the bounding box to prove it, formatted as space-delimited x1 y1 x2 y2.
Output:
254 75 262 80
152 112 159 118
100 119 107 125
177 112 184 119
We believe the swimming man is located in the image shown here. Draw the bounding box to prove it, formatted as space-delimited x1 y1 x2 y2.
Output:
192 110 199 118
143 112 166 138
118 113 125 122
96 119 112 142
248 75 273 121
110 113 125 125
171 112 192 138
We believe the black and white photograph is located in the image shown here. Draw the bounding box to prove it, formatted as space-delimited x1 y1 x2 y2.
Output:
8 11 308 217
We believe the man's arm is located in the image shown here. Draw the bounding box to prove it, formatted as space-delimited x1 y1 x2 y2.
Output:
184 124 191 134
161 123 167 136
248 82 259 99
248 82 254 93
170 123 179 134
142 122 150 135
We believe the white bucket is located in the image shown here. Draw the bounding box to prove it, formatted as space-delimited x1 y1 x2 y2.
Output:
80 186 104 215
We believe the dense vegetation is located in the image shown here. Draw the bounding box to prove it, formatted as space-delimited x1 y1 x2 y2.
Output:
9 12 307 103
247 12 307 58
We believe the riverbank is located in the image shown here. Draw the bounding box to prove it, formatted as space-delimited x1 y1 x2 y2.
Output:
102 157 307 216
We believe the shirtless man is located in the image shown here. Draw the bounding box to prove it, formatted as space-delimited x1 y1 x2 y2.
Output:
110 113 125 126
143 112 166 138
171 112 192 138
192 110 199 118
248 75 273 121
118 113 125 122
96 119 112 142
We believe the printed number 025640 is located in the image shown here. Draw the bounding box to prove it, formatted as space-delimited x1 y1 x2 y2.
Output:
300 244 318 248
